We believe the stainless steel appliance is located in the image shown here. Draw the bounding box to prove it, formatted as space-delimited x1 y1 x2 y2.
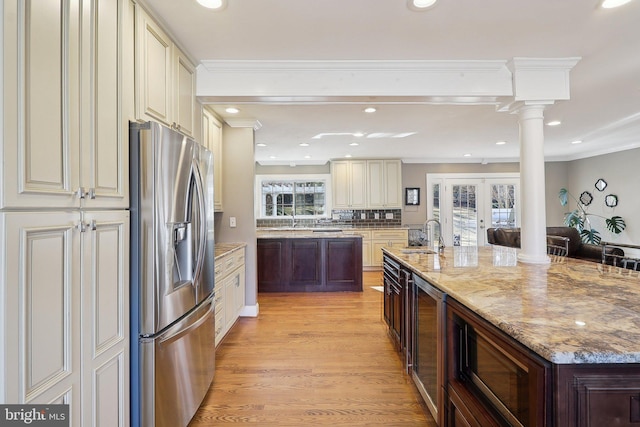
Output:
412 273 445 426
130 121 216 427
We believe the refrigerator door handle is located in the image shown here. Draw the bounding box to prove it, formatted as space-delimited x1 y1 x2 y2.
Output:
158 295 213 345
191 159 207 296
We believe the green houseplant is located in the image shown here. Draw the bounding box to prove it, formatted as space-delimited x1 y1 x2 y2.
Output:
558 188 626 244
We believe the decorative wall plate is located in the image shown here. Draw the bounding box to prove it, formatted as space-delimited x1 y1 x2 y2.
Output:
605 194 618 207
595 178 608 192
579 191 593 206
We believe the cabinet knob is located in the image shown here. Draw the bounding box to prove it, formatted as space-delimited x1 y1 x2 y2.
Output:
77 187 86 199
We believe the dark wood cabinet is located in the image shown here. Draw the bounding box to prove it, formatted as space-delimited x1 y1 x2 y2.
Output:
257 237 362 292
383 254 402 350
555 364 640 426
446 298 551 427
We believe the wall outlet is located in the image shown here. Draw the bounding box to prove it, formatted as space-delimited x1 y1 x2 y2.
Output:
385 213 394 219
360 212 366 220
230 216 237 228
374 213 380 219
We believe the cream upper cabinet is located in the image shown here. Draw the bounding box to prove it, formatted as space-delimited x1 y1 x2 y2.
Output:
135 5 196 137
1 0 130 210
203 109 224 211
1 210 129 426
331 160 367 209
331 159 401 210
367 159 402 209
173 47 197 137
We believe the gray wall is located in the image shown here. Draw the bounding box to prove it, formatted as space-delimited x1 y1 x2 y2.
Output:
401 162 521 225
566 148 640 245
215 126 258 309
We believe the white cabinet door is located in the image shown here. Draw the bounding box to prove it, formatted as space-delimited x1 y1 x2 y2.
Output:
1 212 82 420
1 1 81 209
135 6 172 126
2 0 130 210
81 211 129 427
234 267 246 318
367 160 385 208
367 160 402 209
80 0 129 209
383 160 402 208
224 275 236 332
203 110 224 212
331 160 367 209
173 47 196 137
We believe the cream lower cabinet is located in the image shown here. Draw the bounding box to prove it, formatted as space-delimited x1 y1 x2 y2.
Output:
343 229 372 267
343 229 408 268
371 229 409 267
0 210 129 427
214 247 246 346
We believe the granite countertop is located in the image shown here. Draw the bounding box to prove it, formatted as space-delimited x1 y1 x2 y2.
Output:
256 229 363 239
215 242 246 259
383 245 640 365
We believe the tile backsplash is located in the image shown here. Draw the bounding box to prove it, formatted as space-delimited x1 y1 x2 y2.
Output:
256 209 402 228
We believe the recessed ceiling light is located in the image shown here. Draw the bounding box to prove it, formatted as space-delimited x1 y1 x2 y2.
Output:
269 155 277 159
546 120 561 126
225 107 239 114
304 155 311 159
196 0 226 9
463 153 472 157
571 140 583 145
350 142 359 146
496 141 507 145
363 107 377 113
299 142 309 147
601 0 633 8
353 132 365 137
345 154 352 158
408 0 438 10
256 143 267 147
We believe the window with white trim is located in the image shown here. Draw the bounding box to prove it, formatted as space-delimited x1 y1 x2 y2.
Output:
256 175 331 218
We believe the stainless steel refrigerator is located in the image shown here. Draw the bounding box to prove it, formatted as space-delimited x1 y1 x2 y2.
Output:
129 121 216 427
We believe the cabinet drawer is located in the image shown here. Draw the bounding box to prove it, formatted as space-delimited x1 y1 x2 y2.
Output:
344 229 372 239
233 250 245 267
371 229 408 240
214 310 224 342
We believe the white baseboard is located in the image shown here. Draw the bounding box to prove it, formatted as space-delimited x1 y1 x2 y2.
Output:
239 303 259 317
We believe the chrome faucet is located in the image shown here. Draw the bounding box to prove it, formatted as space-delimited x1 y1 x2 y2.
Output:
423 218 445 253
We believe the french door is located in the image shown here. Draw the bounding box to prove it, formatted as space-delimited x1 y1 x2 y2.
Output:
426 174 520 247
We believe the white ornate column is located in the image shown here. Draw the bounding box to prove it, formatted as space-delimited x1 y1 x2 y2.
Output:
502 57 580 264
517 104 549 264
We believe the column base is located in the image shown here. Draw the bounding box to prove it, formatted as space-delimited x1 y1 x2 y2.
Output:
518 252 551 265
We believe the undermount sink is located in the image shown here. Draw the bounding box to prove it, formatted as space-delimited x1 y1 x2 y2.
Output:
399 246 436 254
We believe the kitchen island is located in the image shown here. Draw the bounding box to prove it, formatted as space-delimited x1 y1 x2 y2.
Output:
383 245 640 426
257 229 362 292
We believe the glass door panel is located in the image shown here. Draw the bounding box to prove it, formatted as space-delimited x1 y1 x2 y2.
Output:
451 183 478 246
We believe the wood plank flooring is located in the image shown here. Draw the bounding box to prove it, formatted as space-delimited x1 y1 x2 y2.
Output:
189 272 436 426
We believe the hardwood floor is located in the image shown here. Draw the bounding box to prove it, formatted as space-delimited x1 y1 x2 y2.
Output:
189 272 436 426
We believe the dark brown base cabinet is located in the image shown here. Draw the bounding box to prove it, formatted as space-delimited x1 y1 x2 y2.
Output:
257 238 362 292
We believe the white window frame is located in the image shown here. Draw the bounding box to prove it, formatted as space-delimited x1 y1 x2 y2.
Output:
426 173 521 246
255 174 332 219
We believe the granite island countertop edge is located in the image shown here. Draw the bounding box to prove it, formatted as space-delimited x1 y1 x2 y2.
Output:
383 245 640 365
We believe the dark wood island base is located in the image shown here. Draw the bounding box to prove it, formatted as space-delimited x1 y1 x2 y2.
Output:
257 237 363 292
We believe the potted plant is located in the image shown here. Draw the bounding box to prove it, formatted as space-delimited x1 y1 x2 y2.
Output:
558 188 626 244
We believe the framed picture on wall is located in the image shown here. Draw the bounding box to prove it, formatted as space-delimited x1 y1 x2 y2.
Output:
405 187 420 206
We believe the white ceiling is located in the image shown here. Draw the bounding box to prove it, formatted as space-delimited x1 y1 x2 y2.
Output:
145 0 640 165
